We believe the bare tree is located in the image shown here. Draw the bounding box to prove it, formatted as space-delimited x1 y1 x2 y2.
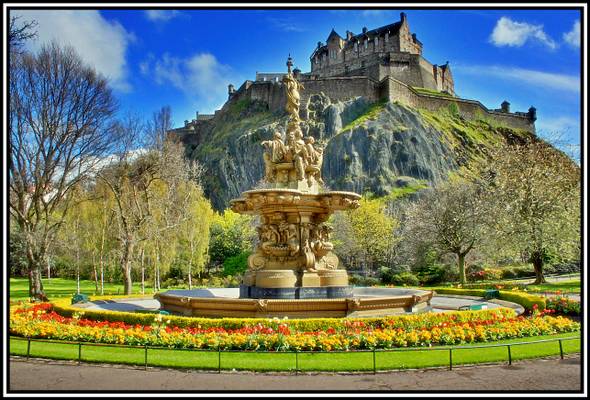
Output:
403 182 486 284
9 15 38 54
481 140 580 284
98 113 206 295
145 106 173 151
9 42 118 300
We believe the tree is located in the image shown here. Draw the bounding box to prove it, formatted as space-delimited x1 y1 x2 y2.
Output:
208 210 256 271
98 116 209 294
403 182 486 284
9 43 118 300
481 141 580 284
332 196 398 274
9 15 37 54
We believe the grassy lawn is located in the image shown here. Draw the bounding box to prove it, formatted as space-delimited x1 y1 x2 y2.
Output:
9 277 152 301
420 278 581 295
9 333 580 372
523 280 581 294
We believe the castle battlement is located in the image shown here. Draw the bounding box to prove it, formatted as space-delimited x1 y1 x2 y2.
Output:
171 13 536 144
309 12 455 96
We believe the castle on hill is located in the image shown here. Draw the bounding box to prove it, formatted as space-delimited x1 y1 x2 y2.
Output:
308 12 454 95
171 13 536 143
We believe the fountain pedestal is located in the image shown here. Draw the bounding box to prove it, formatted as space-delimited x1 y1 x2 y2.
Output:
229 57 361 300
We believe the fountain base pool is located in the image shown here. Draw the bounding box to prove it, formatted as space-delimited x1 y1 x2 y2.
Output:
155 287 434 318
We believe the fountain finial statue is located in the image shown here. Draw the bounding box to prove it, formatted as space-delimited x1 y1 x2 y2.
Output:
283 56 304 122
259 56 325 191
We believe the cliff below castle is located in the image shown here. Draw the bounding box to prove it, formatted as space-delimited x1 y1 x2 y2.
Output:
182 95 533 211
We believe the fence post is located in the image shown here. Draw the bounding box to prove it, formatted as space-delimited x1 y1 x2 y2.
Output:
26 338 31 359
78 343 82 364
559 339 564 359
145 345 148 370
507 345 512 365
295 351 299 375
218 345 221 374
449 348 453 370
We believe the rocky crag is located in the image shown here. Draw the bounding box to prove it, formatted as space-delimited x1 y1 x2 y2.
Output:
183 95 533 211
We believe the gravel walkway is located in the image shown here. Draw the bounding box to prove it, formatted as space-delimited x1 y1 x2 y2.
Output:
8 355 582 392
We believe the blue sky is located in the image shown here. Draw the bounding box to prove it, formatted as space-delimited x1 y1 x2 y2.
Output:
13 7 582 159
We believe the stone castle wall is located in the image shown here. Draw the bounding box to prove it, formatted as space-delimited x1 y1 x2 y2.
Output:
380 76 535 132
177 73 534 147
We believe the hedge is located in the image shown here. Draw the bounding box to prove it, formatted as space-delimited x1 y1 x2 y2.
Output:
431 288 546 312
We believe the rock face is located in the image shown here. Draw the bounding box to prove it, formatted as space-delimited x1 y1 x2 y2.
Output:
183 96 531 211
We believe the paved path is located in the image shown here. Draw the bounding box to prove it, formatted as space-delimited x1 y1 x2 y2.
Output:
8 355 582 392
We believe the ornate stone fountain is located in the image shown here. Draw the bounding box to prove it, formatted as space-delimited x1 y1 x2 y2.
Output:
155 57 433 317
229 56 361 299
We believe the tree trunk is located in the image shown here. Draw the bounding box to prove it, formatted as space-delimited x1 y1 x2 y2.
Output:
92 253 99 292
25 234 48 301
121 239 134 295
531 251 546 284
457 252 466 284
140 247 145 295
188 241 193 290
46 256 51 280
76 246 81 295
100 259 104 295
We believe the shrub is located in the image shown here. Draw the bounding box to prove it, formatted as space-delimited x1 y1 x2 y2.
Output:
223 251 250 277
390 272 420 286
498 265 536 280
417 264 455 285
544 262 580 276
349 274 380 287
431 287 546 312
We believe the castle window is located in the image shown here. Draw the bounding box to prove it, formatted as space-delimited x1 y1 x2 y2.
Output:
354 42 358 52
364 40 368 50
375 36 379 47
385 32 389 42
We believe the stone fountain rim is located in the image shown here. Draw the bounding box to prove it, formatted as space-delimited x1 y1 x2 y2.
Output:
234 188 362 198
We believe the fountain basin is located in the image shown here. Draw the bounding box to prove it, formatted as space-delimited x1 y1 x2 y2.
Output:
155 287 434 318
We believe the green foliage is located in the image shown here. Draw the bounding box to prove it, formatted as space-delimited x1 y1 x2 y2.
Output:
340 99 388 133
417 264 458 285
223 251 251 277
209 210 256 267
348 274 380 287
332 196 398 273
383 180 428 202
381 270 420 286
447 102 460 116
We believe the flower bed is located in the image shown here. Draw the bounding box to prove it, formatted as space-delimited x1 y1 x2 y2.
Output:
10 302 579 352
546 296 581 316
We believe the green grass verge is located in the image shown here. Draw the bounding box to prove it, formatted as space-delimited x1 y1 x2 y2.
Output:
9 277 151 301
10 333 580 372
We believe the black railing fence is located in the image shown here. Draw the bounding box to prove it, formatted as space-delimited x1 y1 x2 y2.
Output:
10 336 579 374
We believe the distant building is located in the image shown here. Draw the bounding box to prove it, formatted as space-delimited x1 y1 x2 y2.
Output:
308 13 455 95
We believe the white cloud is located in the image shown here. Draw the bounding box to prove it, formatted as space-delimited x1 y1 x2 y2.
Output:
144 10 181 23
455 65 580 93
14 10 133 92
490 16 557 49
267 17 305 32
361 10 392 17
141 52 237 113
563 20 580 48
536 115 579 135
